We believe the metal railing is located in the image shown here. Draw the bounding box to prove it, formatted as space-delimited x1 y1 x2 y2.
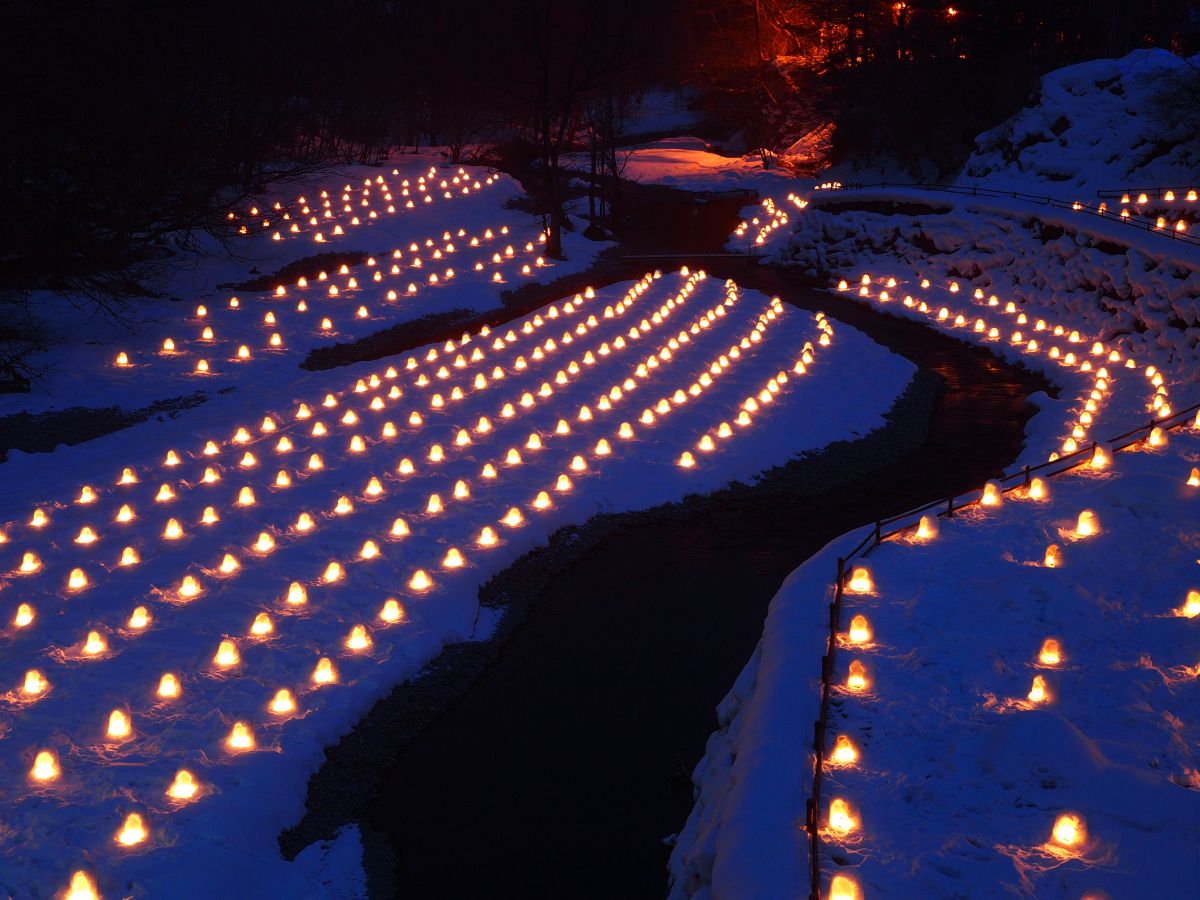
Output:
816 182 1200 248
803 398 1200 900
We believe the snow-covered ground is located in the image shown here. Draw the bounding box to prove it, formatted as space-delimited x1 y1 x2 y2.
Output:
670 73 1200 897
3 152 607 422
0 197 915 896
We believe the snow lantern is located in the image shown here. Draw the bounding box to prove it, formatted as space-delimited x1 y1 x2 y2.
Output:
831 734 859 766
1038 639 1062 666
1050 813 1085 849
848 615 872 644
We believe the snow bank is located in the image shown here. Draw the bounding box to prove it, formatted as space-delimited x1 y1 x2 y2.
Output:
959 49 1200 197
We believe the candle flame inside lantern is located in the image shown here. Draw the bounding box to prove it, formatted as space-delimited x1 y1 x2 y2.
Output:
157 673 180 698
829 874 862 900
847 566 873 593
847 615 872 644
312 657 337 684
107 708 132 739
227 721 255 750
828 797 857 834
1074 509 1099 537
1027 675 1049 704
1050 813 1085 849
846 660 868 691
168 769 197 800
1039 638 1062 666
116 812 147 846
831 734 859 766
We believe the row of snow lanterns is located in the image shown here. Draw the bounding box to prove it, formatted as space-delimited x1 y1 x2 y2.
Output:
30 271 700 897
8 272 696 646
9 269 702 592
227 167 498 244
822 411 1200 897
733 194 804 247
837 273 1173 458
112 221 546 374
1083 190 1200 233
19 269 800 891
678 306 830 469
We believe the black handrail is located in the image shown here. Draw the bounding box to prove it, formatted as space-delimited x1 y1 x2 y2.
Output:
804 397 1198 899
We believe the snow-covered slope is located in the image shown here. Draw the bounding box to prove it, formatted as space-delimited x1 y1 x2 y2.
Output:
0 247 914 895
959 49 1200 197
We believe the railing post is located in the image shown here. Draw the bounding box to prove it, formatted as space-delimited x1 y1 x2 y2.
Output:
873 519 881 545
947 495 955 518
1023 465 1031 486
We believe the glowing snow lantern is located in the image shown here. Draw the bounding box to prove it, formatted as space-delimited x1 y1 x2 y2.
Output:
116 812 147 846
848 615 872 644
157 673 180 699
271 689 296 714
1028 477 1048 500
84 630 108 655
128 606 150 630
226 721 255 750
830 734 859 767
360 540 380 560
828 874 861 900
1074 509 1099 537
31 749 59 782
214 639 240 668
502 507 524 527
1180 589 1200 618
981 481 1003 506
828 798 858 834
286 582 308 605
1027 675 1049 704
443 547 465 568
1050 813 1085 849
846 565 873 594
846 660 868 692
1039 639 1061 666
67 568 88 591
312 657 337 684
168 769 198 800
250 612 273 636
107 708 132 739
532 491 552 510
915 515 938 540
410 569 432 591
19 551 40 573
1091 445 1110 469
1188 467 1200 487
14 603 34 628
1043 544 1062 568
1148 426 1166 447
323 561 343 583
344 624 373 651
23 668 48 696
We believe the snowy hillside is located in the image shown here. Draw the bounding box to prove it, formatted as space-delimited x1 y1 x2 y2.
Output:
959 49 1200 197
671 56 1200 898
